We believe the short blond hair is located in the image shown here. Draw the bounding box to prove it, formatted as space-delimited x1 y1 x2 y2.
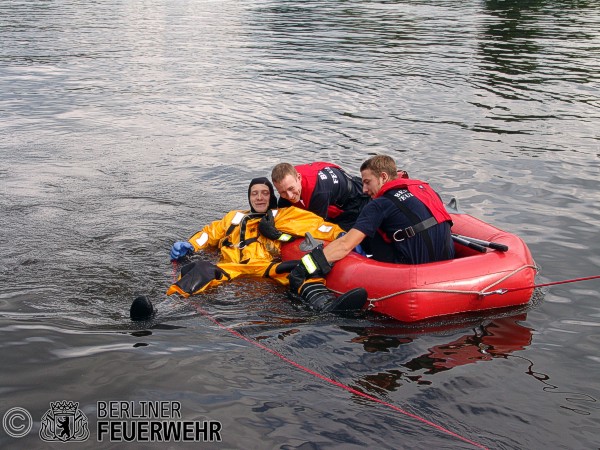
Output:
360 155 398 180
271 163 298 183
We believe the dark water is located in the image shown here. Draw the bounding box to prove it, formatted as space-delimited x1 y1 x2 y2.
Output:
1 1 599 448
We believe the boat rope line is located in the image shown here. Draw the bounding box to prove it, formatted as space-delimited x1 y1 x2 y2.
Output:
329 266 600 310
327 265 539 307
478 265 539 294
192 303 488 449
490 274 600 294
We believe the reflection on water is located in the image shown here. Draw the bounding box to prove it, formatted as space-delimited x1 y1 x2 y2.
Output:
509 353 599 416
404 315 532 375
479 0 599 97
340 302 598 417
479 2 544 102
346 314 532 392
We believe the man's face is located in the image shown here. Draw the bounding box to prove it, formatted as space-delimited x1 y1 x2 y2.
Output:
274 173 302 203
361 169 387 198
249 184 271 213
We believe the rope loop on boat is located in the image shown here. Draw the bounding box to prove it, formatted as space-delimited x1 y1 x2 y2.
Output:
328 264 540 310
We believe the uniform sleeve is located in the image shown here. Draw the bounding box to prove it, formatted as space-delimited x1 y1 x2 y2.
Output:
352 200 386 238
273 207 344 241
309 167 348 219
307 189 330 218
187 211 237 251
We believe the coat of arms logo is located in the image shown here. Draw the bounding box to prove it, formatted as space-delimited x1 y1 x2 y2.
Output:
39 400 89 442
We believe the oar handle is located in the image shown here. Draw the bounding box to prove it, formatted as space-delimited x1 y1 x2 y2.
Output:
487 241 509 252
451 235 486 253
453 234 509 252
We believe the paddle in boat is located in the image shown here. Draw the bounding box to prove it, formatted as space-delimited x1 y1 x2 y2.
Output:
281 198 538 322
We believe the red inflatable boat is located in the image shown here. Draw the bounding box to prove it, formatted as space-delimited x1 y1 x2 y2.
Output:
281 200 538 322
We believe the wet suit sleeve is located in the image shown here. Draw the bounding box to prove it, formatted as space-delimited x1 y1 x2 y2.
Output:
273 207 344 241
188 210 238 252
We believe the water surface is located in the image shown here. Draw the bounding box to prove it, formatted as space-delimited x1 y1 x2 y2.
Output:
1 1 599 448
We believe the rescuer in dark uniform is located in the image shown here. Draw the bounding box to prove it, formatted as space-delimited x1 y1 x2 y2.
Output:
271 161 370 231
283 155 455 299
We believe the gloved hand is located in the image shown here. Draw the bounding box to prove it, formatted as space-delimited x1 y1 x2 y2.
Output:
170 241 194 261
287 244 332 293
173 260 229 296
258 211 292 242
288 263 309 294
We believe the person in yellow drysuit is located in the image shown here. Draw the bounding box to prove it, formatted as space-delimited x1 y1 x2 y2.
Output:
164 177 366 314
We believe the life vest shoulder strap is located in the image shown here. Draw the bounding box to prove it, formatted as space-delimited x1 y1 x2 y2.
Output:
221 212 266 259
382 189 436 261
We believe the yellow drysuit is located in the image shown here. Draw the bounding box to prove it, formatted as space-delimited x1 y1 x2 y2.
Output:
166 207 343 297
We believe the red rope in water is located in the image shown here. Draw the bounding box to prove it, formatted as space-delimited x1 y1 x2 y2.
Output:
503 275 600 293
193 304 488 449
171 261 179 281
174 258 599 447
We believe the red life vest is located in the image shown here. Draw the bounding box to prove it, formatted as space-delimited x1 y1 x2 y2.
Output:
374 178 452 224
296 161 344 218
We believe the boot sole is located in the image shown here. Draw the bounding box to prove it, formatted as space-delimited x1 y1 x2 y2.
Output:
327 288 367 314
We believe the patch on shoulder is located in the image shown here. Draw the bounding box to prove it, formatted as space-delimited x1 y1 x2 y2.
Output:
232 211 245 224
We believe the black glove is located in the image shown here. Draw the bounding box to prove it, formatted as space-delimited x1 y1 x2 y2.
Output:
175 261 229 295
259 210 293 242
287 244 332 293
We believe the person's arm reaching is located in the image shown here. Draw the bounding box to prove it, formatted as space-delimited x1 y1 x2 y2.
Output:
323 228 366 263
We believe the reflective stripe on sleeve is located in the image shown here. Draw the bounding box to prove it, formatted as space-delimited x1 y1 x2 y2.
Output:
195 233 209 247
301 254 318 274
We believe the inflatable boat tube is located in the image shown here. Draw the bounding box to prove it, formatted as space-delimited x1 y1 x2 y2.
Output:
281 199 537 322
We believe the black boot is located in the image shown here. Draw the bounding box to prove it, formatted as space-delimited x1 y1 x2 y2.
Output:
130 295 154 321
298 282 367 314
